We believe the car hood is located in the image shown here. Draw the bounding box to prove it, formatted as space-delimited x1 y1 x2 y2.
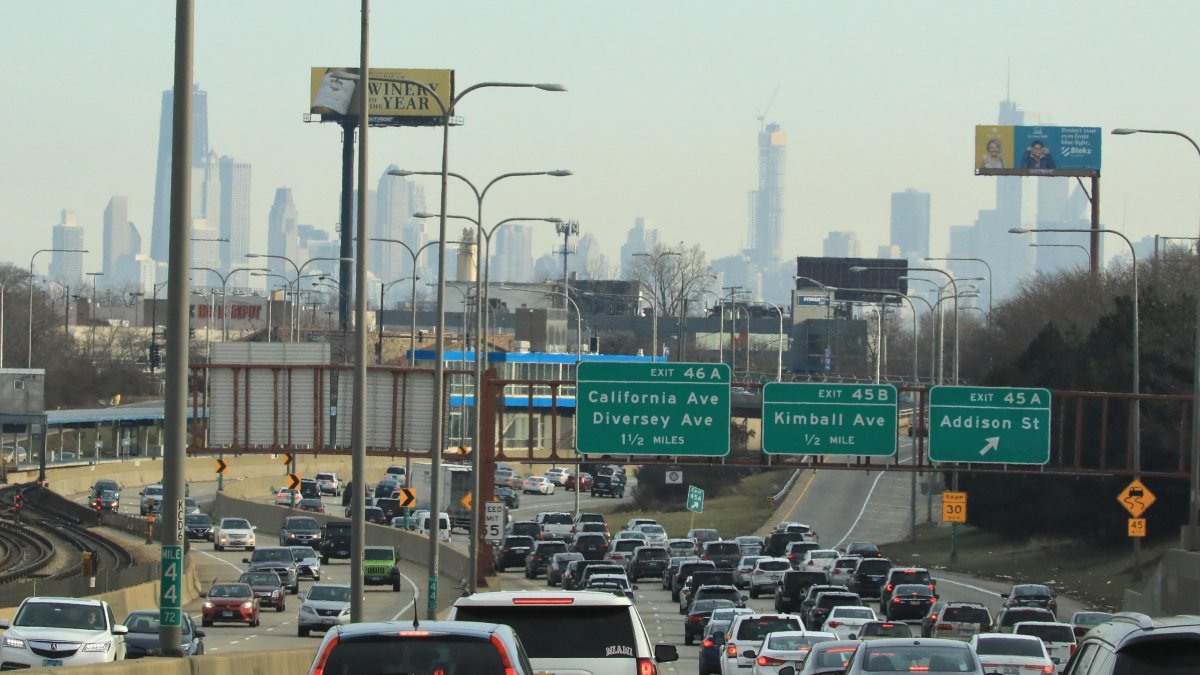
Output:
219 528 254 537
246 583 283 593
302 600 351 612
124 632 191 651
6 626 113 643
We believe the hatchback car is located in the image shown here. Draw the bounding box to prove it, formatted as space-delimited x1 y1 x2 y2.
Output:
201 582 259 627
121 610 204 658
296 583 352 637
820 605 877 640
307 619 537 675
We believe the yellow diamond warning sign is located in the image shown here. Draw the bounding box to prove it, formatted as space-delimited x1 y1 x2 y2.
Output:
1117 479 1155 518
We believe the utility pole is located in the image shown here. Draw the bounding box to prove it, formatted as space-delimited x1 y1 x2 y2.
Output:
556 219 579 311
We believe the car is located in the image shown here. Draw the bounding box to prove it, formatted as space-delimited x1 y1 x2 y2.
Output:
673 559 718 601
287 545 322 580
703 540 744 570
411 509 452 540
1061 612 1200 674
844 541 882 558
799 549 840 573
1068 610 1113 638
495 485 520 508
364 505 388 525
295 583 352 637
685 599 737 645
184 513 213 540
362 545 402 591
737 555 768 588
213 517 256 551
776 522 818 539
575 521 610 539
664 555 699 590
92 489 120 512
139 483 164 515
627 545 670 581
320 521 352 563
499 470 525 490
844 637 983 674
448 591 678 675
736 534 766 552
279 515 323 547
1002 583 1059 617
524 539 569 579
614 530 648 543
299 478 321 499
0 597 128 667
297 497 325 513
494 535 535 572
572 532 610 560
775 571 832 613
509 520 542 539
750 630 838 675
797 584 849 625
820 605 878 640
565 471 592 491
202 582 260 627
275 487 302 506
687 584 746 615
688 528 722 550
121 610 204 658
749 557 791 598
374 479 400 501
784 541 822 569
90 478 121 503
849 557 893 598
633 523 669 546
562 559 606 591
1014 621 1077 672
238 570 289 611
907 415 929 437
969 633 1055 673
572 512 607 530
879 567 935 607
795 639 862 675
306 619 537 675
523 476 555 494
536 511 575 540
700 619 734 675
995 607 1057 634
547 551 585 587
383 464 408 485
884 583 937 621
587 573 637 602
314 472 342 495
829 556 861 586
857 621 914 641
544 467 572 486
184 497 200 514
806 591 864 630
922 600 992 640
623 517 658 531
243 547 301 594
590 474 625 498
607 538 644 566
667 537 698 557
721 613 806 675
579 563 626 589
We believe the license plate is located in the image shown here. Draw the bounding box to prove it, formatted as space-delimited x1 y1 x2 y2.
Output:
222 611 236 617
42 659 63 667
321 618 336 624
960 628 975 636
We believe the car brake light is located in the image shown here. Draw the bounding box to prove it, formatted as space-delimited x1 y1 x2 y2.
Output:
936 623 953 631
490 634 519 675
758 655 786 666
726 644 737 657
702 639 714 647
908 667 930 672
512 597 574 605
892 597 902 603
881 623 895 628
637 657 657 675
1069 643 1076 655
828 620 842 628
688 615 706 622
886 583 894 591
1025 667 1053 673
309 633 342 675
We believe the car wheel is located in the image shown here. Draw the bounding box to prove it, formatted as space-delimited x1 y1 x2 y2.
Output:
321 555 328 564
671 591 680 602
393 580 401 592
590 491 598 497
750 587 758 599
298 626 310 637
291 585 299 595
214 543 223 551
277 602 285 613
202 618 212 628
251 617 260 627
248 546 255 551
496 563 505 572
685 632 694 646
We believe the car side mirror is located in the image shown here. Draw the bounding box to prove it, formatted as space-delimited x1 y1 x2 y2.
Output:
195 630 206 638
632 585 639 591
741 595 749 601
654 644 678 663
242 558 250 564
1000 593 1008 599
298 594 306 601
112 624 129 636
743 650 757 659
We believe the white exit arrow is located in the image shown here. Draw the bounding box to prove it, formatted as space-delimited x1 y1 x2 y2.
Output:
979 437 1000 456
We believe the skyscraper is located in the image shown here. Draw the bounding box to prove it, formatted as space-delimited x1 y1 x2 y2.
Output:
49 210 84 288
150 84 209 263
748 122 786 268
372 169 427 287
103 196 142 288
267 188 299 282
822 231 861 258
218 156 251 279
619 217 659 278
890 188 931 260
492 223 534 284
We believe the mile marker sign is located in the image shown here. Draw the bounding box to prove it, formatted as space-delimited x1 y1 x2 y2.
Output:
577 362 730 456
928 386 1051 464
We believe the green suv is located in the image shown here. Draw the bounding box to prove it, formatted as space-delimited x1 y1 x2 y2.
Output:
362 546 402 591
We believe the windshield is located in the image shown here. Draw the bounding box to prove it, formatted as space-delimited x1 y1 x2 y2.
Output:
944 606 991 624
542 513 572 525
615 540 641 552
1014 585 1052 597
833 607 876 620
1016 624 1075 643
861 645 975 672
307 585 353 603
285 518 320 532
767 634 835 650
758 560 790 572
1073 612 1112 627
811 551 838 559
639 525 665 535
186 514 210 525
321 635 502 674
253 549 293 563
1002 609 1054 625
693 599 735 613
975 637 1045 657
638 548 669 559
707 543 740 555
240 573 279 586
207 584 252 599
364 548 394 561
144 486 163 496
14 602 107 630
291 549 315 561
736 617 803 640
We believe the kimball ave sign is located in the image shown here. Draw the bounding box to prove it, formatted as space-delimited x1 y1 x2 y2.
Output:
761 383 897 456
577 362 731 456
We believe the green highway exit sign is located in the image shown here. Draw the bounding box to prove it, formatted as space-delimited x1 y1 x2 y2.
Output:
577 362 731 456
928 386 1051 464
687 485 704 513
762 382 898 456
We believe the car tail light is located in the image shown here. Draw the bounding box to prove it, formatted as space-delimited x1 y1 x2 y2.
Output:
886 583 894 592
702 639 714 648
512 597 574 605
1070 643 1076 655
726 644 737 658
309 633 342 675
936 623 953 631
636 657 657 675
1025 667 1053 673
757 655 785 666
490 634 519 675
881 623 895 628
827 620 842 628
807 560 814 566
502 547 511 552
892 597 902 603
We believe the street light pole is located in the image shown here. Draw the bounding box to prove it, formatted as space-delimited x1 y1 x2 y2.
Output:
765 302 784 381
633 250 681 360
28 248 87 368
925 257 993 320
85 272 103 361
378 276 416 365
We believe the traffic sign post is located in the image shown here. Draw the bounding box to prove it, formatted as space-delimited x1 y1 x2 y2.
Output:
159 544 183 627
577 362 731 456
762 383 898 456
942 491 967 524
398 488 417 508
1128 518 1147 538
483 501 505 544
928 386 1051 464
686 485 704 514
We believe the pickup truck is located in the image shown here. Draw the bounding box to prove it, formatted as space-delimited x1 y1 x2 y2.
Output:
536 512 574 541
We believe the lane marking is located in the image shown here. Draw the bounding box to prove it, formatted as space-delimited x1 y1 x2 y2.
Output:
389 570 421 621
931 576 1001 598
832 451 916 550
195 549 248 575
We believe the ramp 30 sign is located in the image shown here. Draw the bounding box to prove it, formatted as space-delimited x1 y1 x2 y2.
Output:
577 362 730 456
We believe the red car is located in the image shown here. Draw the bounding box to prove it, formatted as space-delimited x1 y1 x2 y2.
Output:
202 582 260 627
565 472 593 492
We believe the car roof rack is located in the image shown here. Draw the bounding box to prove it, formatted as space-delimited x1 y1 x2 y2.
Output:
1110 612 1156 630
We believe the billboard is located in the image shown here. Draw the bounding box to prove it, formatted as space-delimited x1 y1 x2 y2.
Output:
975 125 1101 176
794 257 908 304
309 67 454 127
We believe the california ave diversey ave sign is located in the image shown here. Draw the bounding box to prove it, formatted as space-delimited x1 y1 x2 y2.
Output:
577 362 731 456
928 386 1051 464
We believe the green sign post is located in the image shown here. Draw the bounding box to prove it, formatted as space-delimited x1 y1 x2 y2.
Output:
577 362 731 456
427 575 438 612
761 383 898 455
159 545 183 626
687 485 704 514
928 386 1051 464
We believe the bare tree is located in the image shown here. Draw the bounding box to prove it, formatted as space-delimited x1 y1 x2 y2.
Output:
626 242 712 317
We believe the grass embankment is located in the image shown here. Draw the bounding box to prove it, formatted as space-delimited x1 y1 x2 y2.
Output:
883 523 1176 611
591 471 789 539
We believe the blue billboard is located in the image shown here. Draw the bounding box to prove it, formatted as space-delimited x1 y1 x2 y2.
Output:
976 125 1101 176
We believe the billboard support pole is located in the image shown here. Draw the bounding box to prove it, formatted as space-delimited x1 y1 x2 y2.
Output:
1090 176 1101 275
339 121 355 332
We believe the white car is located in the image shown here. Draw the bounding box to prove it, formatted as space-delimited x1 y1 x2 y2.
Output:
828 556 861 586
969 632 1055 674
722 613 806 675
736 555 767 588
296 583 352 637
522 476 555 494
819 605 877 640
543 467 572 486
614 530 648 542
625 517 659 531
0 597 128 668
1013 621 1077 672
634 523 669 546
274 488 301 506
799 549 840 572
750 630 837 675
747 557 792 598
314 472 342 496
214 517 257 551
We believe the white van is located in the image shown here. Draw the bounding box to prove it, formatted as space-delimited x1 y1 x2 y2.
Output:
413 510 452 541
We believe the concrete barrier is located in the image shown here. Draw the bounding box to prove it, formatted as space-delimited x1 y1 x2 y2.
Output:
19 648 316 674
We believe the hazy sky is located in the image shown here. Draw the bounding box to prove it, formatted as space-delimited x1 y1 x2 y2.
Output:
4 1 1199 276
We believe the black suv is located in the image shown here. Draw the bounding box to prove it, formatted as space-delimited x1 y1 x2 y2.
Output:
571 533 609 561
774 570 830 613
320 521 352 563
524 540 568 579
628 545 670 581
806 591 863 628
701 541 742 570
1062 612 1200 674
764 530 807 557
509 520 542 539
590 475 625 498
494 535 534 572
879 567 934 606
1002 583 1058 617
849 557 893 598
799 584 849 624
672 560 717 601
279 516 323 547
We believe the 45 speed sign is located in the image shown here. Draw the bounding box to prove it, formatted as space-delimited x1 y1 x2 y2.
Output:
484 502 506 544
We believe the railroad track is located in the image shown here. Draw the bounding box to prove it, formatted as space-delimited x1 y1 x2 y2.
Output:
0 483 135 581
